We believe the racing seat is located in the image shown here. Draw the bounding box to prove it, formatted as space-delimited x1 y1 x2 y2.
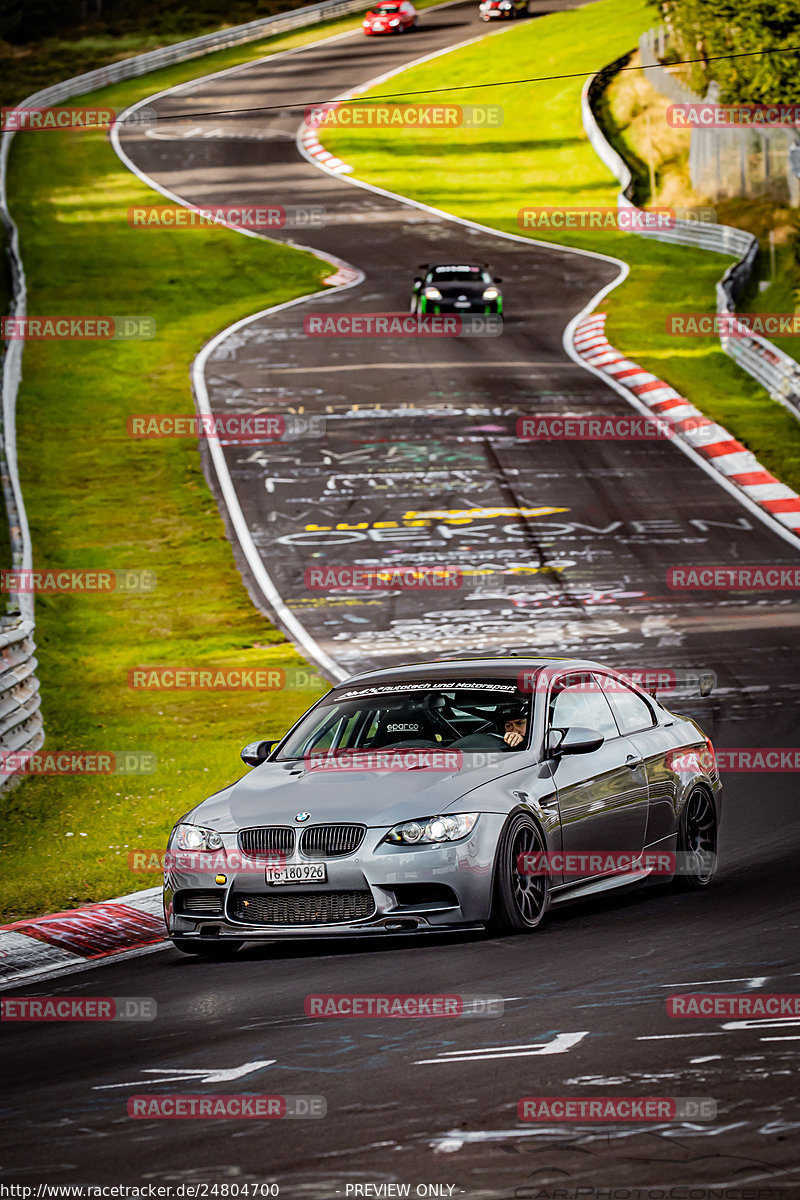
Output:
369 706 443 749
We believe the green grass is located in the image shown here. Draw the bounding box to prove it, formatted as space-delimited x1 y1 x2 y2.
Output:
321 0 800 493
0 22 372 920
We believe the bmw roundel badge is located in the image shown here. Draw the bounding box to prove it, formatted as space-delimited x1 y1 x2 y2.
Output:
294 812 311 823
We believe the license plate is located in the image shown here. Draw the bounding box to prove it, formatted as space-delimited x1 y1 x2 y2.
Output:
266 863 327 885
454 301 471 308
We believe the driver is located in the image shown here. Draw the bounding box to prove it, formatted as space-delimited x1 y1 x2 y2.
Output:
497 702 528 747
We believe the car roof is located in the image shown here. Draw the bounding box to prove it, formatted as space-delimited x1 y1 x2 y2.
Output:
335 657 619 688
429 263 487 271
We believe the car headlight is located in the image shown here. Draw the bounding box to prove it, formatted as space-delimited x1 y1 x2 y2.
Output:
384 813 479 845
500 3 512 8
389 17 400 23
171 823 224 852
482 286 500 300
423 286 442 301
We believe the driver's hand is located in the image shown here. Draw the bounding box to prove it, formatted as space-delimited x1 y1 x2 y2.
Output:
504 730 523 746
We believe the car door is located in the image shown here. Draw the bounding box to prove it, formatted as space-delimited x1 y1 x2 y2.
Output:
595 672 675 846
547 672 650 882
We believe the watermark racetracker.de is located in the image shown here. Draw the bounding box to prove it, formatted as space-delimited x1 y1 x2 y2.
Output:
667 102 800 128
666 565 800 590
128 204 325 230
1 106 156 131
127 667 326 690
1 316 155 339
1 996 156 1021
667 993 800 1017
303 313 502 337
667 313 800 336
0 750 156 776
127 1095 326 1119
305 102 503 128
127 414 325 441
1 569 156 593
517 1096 717 1121
304 993 504 1016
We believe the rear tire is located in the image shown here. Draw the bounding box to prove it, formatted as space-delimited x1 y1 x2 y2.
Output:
171 938 244 958
489 813 549 933
674 788 717 890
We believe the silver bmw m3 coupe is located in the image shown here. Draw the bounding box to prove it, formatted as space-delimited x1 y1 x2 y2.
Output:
164 657 721 956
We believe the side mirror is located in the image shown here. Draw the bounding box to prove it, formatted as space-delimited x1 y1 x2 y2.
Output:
699 672 714 697
240 740 277 766
547 727 604 757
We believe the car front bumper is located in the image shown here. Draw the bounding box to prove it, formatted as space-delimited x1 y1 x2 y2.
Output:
164 816 504 941
418 300 501 315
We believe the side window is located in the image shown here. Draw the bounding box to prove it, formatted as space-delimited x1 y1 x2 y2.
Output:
597 675 656 735
548 674 618 741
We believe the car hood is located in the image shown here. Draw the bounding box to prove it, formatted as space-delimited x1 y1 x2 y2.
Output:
186 753 532 830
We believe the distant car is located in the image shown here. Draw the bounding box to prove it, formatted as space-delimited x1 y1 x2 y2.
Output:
164 656 721 956
412 263 503 315
363 0 418 34
479 0 527 17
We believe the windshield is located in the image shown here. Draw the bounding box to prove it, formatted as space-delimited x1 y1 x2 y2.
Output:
428 267 490 284
276 680 532 761
370 4 401 12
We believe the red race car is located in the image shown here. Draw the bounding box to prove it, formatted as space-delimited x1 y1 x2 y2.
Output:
363 0 419 34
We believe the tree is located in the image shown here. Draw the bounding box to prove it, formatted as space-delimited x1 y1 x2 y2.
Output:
651 0 799 104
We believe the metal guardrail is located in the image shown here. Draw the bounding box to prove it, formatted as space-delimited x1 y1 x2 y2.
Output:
0 0 371 790
0 619 43 786
582 59 800 423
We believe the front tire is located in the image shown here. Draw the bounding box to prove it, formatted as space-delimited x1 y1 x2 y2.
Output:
489 813 549 933
675 788 717 889
171 937 244 958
